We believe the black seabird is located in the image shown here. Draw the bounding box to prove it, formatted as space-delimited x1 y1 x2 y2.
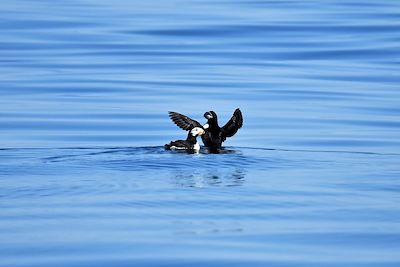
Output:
164 127 205 152
168 108 243 149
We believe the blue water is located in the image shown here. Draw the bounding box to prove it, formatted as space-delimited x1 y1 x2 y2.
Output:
1 0 400 266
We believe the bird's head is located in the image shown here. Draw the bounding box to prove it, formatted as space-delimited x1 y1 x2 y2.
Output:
204 111 217 120
190 127 205 137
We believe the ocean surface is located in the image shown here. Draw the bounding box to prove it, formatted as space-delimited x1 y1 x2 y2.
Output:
1 0 400 266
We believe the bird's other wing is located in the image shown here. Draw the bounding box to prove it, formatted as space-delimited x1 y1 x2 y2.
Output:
220 108 243 141
168 111 202 131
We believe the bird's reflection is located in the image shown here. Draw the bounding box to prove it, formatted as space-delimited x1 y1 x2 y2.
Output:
167 147 241 155
203 147 238 154
172 168 246 188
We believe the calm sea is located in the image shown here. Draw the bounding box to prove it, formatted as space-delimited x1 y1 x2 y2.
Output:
1 0 400 266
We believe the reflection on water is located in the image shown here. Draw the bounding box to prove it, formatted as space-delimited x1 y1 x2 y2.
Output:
41 147 249 188
1 146 400 267
172 168 246 188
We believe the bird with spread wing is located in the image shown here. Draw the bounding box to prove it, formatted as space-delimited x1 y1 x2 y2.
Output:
168 108 243 149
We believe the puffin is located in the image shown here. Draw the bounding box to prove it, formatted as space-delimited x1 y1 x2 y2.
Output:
168 108 243 149
164 127 205 152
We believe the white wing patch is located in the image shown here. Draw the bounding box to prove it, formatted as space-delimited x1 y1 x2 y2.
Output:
170 142 200 151
170 146 186 150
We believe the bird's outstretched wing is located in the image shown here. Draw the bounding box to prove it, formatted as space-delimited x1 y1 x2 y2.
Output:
221 108 243 141
168 111 202 131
